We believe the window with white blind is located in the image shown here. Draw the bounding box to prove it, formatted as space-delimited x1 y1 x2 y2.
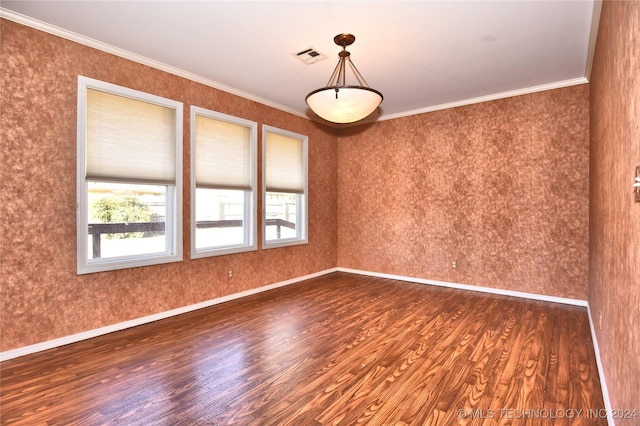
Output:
76 76 183 274
262 126 308 248
191 107 257 257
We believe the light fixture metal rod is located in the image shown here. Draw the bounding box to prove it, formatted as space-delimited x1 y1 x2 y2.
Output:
346 57 370 87
325 57 343 87
338 47 348 87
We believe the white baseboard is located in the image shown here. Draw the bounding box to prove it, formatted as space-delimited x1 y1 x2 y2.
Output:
1 267 587 362
1 266 612 423
339 267 616 424
586 306 615 426
337 267 589 307
0 268 338 362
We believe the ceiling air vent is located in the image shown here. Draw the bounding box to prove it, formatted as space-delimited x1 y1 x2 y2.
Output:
293 47 327 64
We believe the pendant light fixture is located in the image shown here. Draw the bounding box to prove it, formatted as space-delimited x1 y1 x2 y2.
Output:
305 34 383 124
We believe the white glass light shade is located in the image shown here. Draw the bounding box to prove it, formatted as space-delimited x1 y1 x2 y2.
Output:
306 86 383 124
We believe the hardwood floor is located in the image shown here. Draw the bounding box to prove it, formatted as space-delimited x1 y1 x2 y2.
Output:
1 272 606 425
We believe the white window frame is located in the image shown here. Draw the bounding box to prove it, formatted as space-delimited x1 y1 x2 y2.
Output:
262 125 308 249
76 76 183 274
190 107 257 258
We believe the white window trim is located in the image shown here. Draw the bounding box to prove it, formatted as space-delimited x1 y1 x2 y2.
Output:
190 106 258 258
262 125 308 249
76 76 183 274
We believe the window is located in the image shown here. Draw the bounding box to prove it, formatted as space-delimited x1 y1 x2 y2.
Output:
76 76 183 274
191 107 257 257
262 126 308 248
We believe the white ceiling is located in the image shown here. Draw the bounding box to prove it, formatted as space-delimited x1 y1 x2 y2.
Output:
1 1 600 125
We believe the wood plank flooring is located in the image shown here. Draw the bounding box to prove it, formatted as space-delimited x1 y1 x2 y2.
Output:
1 272 606 425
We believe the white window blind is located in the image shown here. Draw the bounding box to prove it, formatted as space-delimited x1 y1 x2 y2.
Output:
265 131 304 194
86 88 176 184
194 114 252 191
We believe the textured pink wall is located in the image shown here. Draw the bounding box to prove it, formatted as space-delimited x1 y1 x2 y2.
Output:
0 20 338 351
589 0 640 413
337 85 590 299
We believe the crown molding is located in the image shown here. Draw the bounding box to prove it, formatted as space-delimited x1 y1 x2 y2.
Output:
0 7 595 125
585 0 603 80
0 8 306 119
378 77 589 122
